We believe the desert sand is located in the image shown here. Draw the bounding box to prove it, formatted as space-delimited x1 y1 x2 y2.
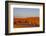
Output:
14 17 39 28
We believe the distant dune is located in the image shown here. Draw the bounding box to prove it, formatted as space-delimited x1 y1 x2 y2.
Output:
14 16 39 28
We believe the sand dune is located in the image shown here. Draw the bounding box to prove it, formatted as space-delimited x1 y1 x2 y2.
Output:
14 16 39 28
